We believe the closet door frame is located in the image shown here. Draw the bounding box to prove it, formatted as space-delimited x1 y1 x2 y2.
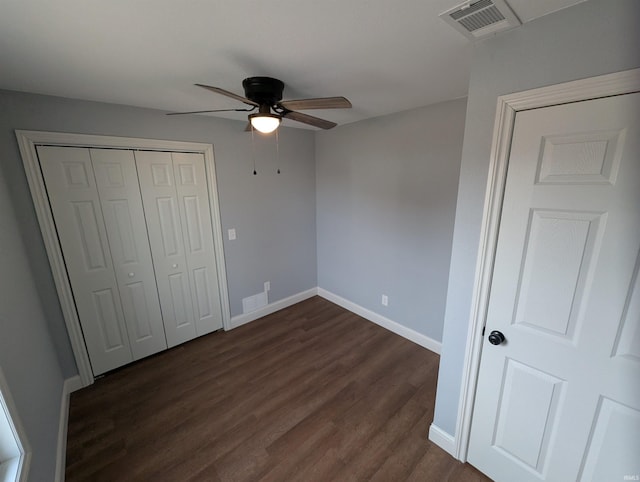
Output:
16 130 231 387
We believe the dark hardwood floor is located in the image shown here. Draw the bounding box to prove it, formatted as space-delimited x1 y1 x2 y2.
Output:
66 296 490 481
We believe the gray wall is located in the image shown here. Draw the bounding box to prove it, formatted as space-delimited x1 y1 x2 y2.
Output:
1 89 317 373
316 98 467 341
0 90 317 480
0 164 65 481
433 0 640 436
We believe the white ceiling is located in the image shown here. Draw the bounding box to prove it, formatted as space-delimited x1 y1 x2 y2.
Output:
0 0 585 129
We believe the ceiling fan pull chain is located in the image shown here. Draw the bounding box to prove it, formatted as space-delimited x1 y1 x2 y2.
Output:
250 123 257 175
276 128 280 174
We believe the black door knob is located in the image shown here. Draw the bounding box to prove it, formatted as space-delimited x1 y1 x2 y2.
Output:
488 330 506 345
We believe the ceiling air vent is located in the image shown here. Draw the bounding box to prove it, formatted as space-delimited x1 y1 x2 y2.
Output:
440 0 521 40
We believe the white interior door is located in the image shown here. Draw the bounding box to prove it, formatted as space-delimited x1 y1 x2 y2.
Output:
37 146 134 374
172 153 223 335
135 151 198 347
90 148 168 360
468 93 640 481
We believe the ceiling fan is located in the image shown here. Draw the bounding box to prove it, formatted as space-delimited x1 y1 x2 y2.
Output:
168 77 352 133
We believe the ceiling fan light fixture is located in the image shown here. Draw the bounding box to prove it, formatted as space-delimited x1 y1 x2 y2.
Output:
249 113 281 134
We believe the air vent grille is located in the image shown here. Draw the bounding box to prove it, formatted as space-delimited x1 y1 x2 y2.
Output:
457 6 505 32
440 0 521 40
450 0 494 20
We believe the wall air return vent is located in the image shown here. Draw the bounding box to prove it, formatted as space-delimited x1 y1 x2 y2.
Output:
440 0 521 40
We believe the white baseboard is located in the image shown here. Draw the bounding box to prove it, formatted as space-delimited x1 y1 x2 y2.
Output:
55 375 82 482
229 288 318 329
429 423 458 458
317 288 442 355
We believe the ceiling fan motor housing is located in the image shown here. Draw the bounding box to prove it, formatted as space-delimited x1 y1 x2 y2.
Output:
242 77 284 106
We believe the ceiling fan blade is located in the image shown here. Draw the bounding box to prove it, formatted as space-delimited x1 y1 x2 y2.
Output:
279 96 352 111
166 107 255 116
195 83 259 107
283 111 337 130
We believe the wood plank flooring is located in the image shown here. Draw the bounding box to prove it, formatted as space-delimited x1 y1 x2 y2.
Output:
66 296 490 481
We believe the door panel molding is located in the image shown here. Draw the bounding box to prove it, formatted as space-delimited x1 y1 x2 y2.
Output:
447 68 640 462
16 131 231 387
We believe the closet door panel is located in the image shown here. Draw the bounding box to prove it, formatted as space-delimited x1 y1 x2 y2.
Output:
167 272 194 328
135 151 197 347
91 149 168 359
37 146 133 375
173 153 223 335
92 288 127 350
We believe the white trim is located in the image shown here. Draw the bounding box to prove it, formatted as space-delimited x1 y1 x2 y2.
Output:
452 84 518 462
15 130 231 387
232 287 443 355
455 68 640 462
501 68 640 112
0 367 31 482
317 288 442 355
428 423 456 457
229 288 318 329
54 376 81 482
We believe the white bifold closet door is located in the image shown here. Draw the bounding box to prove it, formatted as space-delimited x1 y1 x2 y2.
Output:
37 146 168 375
37 146 224 376
135 151 223 347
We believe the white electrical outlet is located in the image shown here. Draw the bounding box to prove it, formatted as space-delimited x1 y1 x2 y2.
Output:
264 281 270 292
381 294 389 306
228 228 236 240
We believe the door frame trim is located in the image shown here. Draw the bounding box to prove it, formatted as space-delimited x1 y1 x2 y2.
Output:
15 131 232 387
455 68 640 461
